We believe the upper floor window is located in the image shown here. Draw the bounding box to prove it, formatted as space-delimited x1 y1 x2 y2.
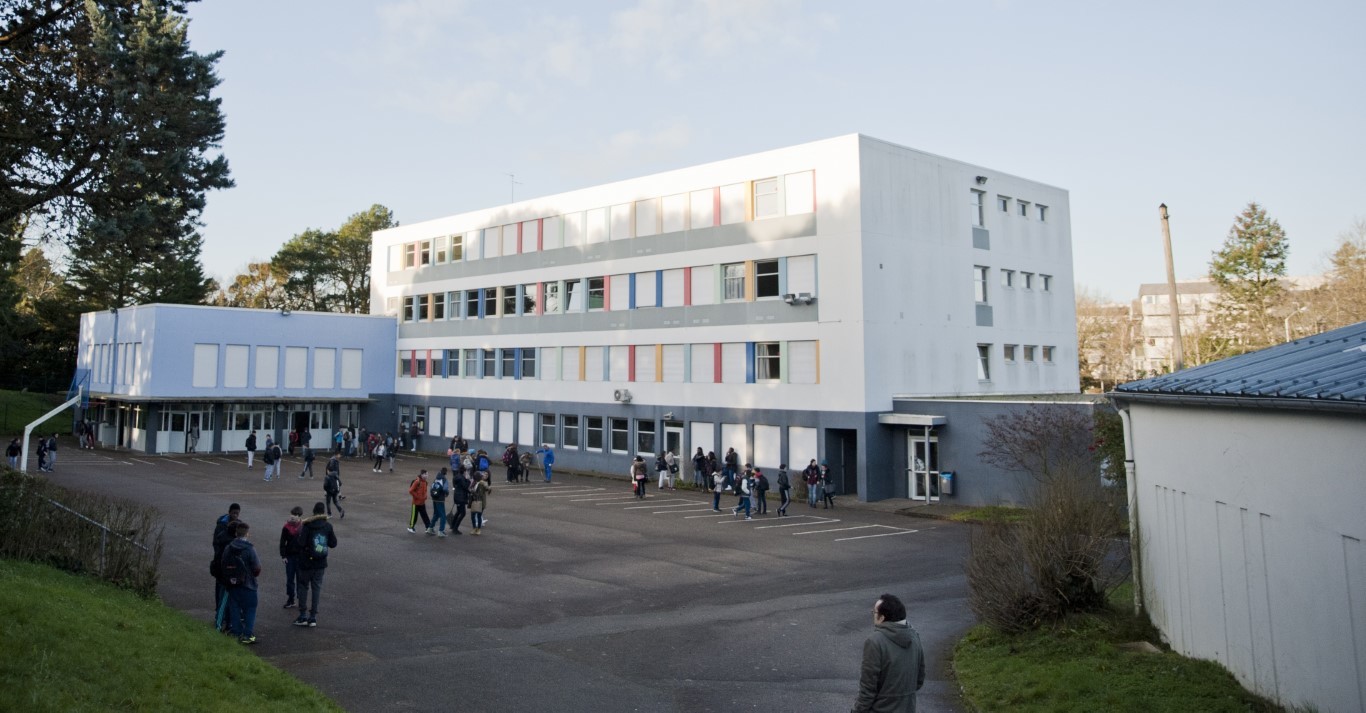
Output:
432 293 445 320
754 178 780 219
756 259 780 299
450 233 464 261
545 282 562 314
464 290 479 319
997 196 1010 212
483 287 497 317
970 190 985 227
587 277 605 311
482 349 496 378
976 344 991 381
1040 274 1052 292
522 283 538 314
1001 269 1015 288
723 263 746 301
434 236 448 264
463 349 479 377
501 348 516 378
1036 205 1048 222
521 348 538 379
402 296 415 322
1042 346 1055 363
755 342 780 381
1022 272 1034 290
416 294 430 321
1023 345 1036 363
502 285 518 317
1003 344 1017 363
974 266 989 303
1017 200 1030 218
403 243 417 269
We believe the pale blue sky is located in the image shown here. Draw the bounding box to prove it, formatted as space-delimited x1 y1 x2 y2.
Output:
186 0 1366 302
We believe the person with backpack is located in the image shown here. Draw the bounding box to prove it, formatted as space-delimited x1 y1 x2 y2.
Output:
429 468 450 537
518 450 535 484
731 469 754 520
820 460 837 509
776 464 792 517
293 502 337 628
212 503 242 631
804 459 821 508
475 450 492 478
279 506 305 609
450 467 471 535
631 455 648 499
221 521 263 645
324 455 345 519
502 444 520 484
655 451 673 491
299 444 316 479
691 447 706 488
469 472 492 535
407 469 432 534
245 430 257 469
262 436 281 482
754 468 770 515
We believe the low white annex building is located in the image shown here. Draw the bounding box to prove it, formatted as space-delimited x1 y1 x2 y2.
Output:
1112 322 1366 713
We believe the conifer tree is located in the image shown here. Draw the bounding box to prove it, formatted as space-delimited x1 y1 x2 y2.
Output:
1206 202 1289 356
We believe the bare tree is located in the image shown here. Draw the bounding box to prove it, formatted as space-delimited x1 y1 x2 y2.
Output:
1076 285 1137 391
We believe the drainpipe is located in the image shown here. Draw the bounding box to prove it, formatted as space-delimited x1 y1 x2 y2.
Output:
1116 405 1143 615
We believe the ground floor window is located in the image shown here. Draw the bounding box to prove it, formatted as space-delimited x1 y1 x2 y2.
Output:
610 418 628 453
585 416 603 450
539 413 555 446
636 419 656 455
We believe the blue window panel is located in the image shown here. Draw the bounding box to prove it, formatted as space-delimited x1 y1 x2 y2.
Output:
628 273 636 310
515 285 524 316
655 270 664 307
778 257 788 297
603 350 611 382
745 342 756 384
477 288 486 319
513 348 523 379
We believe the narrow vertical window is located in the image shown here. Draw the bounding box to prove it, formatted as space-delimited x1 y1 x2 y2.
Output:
970 190 985 227
976 344 991 381
755 342 780 381
722 263 745 301
974 266 989 304
753 178 780 219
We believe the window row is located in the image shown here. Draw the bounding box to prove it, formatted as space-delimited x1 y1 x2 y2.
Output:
975 342 1058 380
391 256 817 321
969 189 1050 228
398 341 820 385
973 266 1054 303
388 171 816 271
191 344 365 390
90 341 142 387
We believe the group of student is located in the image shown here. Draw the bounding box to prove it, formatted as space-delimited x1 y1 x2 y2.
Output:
6 433 61 472
405 447 495 537
210 501 338 645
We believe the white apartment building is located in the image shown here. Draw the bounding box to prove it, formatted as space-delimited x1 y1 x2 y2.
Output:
371 134 1079 503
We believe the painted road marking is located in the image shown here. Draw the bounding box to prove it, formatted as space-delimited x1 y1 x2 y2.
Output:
753 517 840 529
621 501 696 510
793 525 882 535
652 507 717 514
835 529 919 542
541 489 608 498
193 458 220 466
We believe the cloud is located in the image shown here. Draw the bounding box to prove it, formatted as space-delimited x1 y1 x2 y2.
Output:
610 0 813 65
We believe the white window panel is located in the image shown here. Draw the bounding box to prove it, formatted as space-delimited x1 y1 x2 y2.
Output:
501 224 518 256
341 348 362 389
636 271 657 308
789 341 818 384
284 346 308 388
609 345 630 382
753 178 780 219
584 346 605 382
255 346 279 389
719 183 746 225
479 409 495 442
690 343 715 383
788 426 818 469
721 423 747 462
521 220 539 253
721 343 746 384
562 212 585 248
443 408 459 438
562 347 580 381
690 421 714 458
662 344 685 383
518 412 535 446
634 345 656 382
754 425 780 470
661 269 684 307
224 345 248 388
610 203 632 240
192 344 218 388
662 193 687 233
787 255 816 296
634 198 658 237
466 230 482 261
540 347 560 381
498 411 514 443
690 188 714 228
690 266 715 305
387 244 402 271
313 348 336 389
784 170 814 215
609 274 630 311
586 208 608 244
542 216 562 250
461 408 477 439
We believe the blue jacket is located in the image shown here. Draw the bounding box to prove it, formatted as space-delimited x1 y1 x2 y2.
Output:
222 538 262 591
537 447 555 465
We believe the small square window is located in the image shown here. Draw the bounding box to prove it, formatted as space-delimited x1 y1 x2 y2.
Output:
1036 205 1048 222
1022 272 1034 290
1018 200 1030 217
1001 269 1014 288
1041 274 1052 292
1003 344 1017 363
1023 345 1036 363
1042 346 1055 363
997 196 1010 212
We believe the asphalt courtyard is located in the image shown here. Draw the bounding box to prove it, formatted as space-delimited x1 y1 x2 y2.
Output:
46 447 974 712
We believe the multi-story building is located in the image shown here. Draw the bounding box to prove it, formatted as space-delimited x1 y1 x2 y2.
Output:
371 134 1080 502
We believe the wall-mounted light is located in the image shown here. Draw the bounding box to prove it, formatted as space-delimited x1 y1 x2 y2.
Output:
782 293 796 305
797 292 814 305
975 175 988 185
663 412 674 420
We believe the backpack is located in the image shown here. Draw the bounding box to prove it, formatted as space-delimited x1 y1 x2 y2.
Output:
462 455 474 471
324 473 340 494
477 455 490 472
431 479 448 499
306 530 329 561
221 546 249 586
655 456 667 472
502 449 514 466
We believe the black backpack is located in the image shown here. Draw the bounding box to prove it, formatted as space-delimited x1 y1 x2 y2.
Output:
221 546 249 586
303 528 329 561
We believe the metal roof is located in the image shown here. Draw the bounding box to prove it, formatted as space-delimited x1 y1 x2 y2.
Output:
1112 321 1366 412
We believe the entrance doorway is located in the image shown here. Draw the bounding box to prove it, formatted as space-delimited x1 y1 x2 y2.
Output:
824 429 858 496
908 429 939 502
663 420 683 457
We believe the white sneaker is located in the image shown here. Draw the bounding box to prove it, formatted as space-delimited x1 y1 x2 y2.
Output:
437 531 447 538
406 527 415 533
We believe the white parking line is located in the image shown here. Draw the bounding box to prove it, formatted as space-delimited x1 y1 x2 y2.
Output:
621 501 696 509
128 458 157 466
193 458 220 466
753 517 840 529
517 487 601 495
683 512 733 519
514 485 578 493
541 489 608 498
568 494 639 502
793 525 882 535
653 507 717 514
597 497 668 505
835 529 919 542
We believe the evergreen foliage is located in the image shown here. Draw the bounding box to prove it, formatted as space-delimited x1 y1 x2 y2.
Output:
1205 202 1289 356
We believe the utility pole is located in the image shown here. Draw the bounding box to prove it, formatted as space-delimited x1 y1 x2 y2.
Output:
1159 204 1184 372
505 173 522 203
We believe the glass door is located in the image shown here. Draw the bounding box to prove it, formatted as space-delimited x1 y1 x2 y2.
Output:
908 430 939 502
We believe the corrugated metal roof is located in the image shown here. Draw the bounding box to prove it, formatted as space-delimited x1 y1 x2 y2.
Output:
1113 321 1366 407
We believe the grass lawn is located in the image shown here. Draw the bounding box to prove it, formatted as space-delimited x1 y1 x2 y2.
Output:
0 389 72 436
953 586 1282 713
949 505 1030 524
0 559 341 713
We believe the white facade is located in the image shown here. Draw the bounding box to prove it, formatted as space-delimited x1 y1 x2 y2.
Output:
1121 403 1366 713
371 134 1078 499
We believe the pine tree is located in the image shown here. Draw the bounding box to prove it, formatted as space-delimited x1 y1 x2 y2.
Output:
1207 202 1289 356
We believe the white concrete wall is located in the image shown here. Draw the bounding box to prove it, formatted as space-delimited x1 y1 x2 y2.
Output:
1128 403 1366 713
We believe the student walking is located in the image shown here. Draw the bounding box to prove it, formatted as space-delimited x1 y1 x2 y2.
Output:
279 506 304 609
731 471 753 520
820 461 837 509
754 468 770 515
656 451 675 490
211 503 242 631
450 467 471 535
804 460 821 508
502 444 520 484
407 470 432 533
469 472 492 535
298 445 316 479
45 434 58 470
221 521 262 645
711 470 725 512
293 502 338 628
518 450 534 483
372 441 386 472
776 464 792 516
324 455 345 519
631 456 648 499
429 468 450 536
245 430 257 469
262 436 280 482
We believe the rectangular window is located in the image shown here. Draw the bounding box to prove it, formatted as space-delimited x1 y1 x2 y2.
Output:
565 279 582 312
721 342 746 384
636 419 656 455
1018 200 1030 217
501 348 516 378
544 281 562 314
755 342 780 381
1001 269 1014 287
584 346 605 382
1003 344 1017 363
445 349 460 377
482 349 497 378
974 266 989 303
661 269 684 307
503 285 518 316
635 198 658 237
785 170 815 215
719 183 746 224
484 286 497 316
997 195 1010 212
417 294 430 321
540 347 559 381
588 277 605 311
755 259 780 299
563 211 585 248
691 343 715 383
662 194 687 233
970 190 985 227
540 413 556 445
403 296 415 322
633 345 656 382
432 293 446 320
419 240 432 266
434 235 448 264
788 341 818 384
976 344 991 381
522 283 537 314
463 349 479 378
585 416 604 451
450 233 464 261
690 188 714 228
1037 204 1048 222
586 208 608 244
1023 345 1036 363
1022 272 1034 290
414 351 429 377
501 224 518 256
521 348 537 379
691 266 715 305
661 344 685 383
609 274 629 311
563 415 580 448
635 271 657 308
404 243 417 269
754 178 780 219
610 203 633 241
1042 346 1055 363
399 350 412 377
521 220 540 254
561 346 580 381
723 263 745 301
542 216 562 250
610 418 628 453
1040 274 1052 292
608 345 630 382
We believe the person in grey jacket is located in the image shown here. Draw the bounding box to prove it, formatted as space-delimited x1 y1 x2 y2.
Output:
852 593 925 713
